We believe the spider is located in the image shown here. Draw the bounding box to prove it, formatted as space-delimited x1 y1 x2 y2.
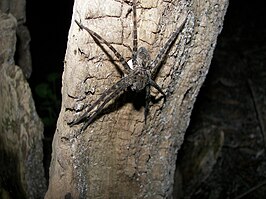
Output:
69 0 186 132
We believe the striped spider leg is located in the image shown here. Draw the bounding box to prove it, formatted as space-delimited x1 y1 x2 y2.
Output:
69 0 186 132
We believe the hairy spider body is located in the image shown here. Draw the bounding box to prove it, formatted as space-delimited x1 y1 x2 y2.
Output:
69 0 186 132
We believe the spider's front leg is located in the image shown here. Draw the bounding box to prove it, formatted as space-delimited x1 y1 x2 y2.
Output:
75 20 131 74
151 14 187 79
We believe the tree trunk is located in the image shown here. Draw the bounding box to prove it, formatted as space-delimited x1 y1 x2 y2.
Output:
46 0 228 198
0 10 46 199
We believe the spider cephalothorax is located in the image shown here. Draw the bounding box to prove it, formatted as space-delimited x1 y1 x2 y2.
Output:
69 0 186 132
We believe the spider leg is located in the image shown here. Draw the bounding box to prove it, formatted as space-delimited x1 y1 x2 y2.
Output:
144 84 151 123
149 79 166 99
75 20 131 74
132 0 138 68
143 80 166 123
151 17 186 79
80 91 121 131
69 75 133 129
80 76 133 131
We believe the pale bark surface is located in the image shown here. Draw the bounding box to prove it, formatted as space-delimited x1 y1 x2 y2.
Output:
46 0 228 198
0 10 46 199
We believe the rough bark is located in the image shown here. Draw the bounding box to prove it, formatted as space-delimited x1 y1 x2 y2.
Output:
0 0 32 78
0 11 46 199
46 0 228 198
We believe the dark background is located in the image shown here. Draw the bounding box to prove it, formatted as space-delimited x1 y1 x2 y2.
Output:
26 0 74 181
26 0 74 134
25 0 266 197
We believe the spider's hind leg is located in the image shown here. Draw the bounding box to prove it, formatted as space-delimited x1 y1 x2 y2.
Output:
144 84 151 123
144 80 166 123
150 79 166 101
